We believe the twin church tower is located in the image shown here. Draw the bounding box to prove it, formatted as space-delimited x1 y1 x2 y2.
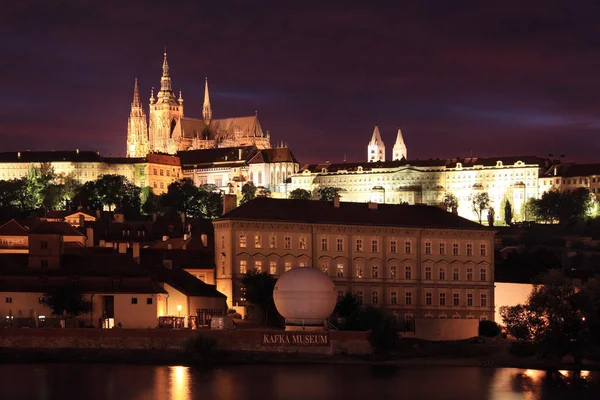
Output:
367 126 407 162
126 51 270 157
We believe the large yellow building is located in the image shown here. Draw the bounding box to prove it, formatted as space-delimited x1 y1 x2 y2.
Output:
214 197 496 323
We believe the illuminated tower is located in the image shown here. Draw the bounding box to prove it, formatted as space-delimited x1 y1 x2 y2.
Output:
202 77 212 124
148 50 184 154
367 125 385 162
392 128 407 161
126 78 149 157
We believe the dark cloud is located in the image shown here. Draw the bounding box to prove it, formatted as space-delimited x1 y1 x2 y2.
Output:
1 1 600 165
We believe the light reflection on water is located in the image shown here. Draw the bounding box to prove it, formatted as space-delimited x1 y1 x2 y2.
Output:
0 364 599 400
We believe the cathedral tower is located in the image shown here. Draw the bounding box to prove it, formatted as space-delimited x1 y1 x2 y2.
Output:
368 126 385 162
148 50 184 154
392 128 407 161
202 77 212 124
126 78 149 158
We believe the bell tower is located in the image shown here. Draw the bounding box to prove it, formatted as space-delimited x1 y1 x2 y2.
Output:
148 50 184 154
126 78 149 157
367 126 385 162
392 128 407 161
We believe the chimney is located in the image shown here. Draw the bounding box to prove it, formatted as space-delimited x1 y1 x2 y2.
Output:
132 242 140 263
86 227 94 247
118 243 127 254
368 202 378 210
167 243 172 250
333 195 340 208
238 148 243 160
223 194 237 215
17 152 21 160
99 239 106 247
79 214 85 227
201 233 208 248
96 209 101 219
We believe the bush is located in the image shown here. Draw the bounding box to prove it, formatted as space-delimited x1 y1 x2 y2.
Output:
509 341 537 358
227 309 242 319
478 320 501 337
184 333 218 358
368 315 399 354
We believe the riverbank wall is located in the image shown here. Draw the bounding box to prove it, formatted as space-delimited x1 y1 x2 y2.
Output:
0 328 372 356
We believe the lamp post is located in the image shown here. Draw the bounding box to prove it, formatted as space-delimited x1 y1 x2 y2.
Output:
177 304 182 317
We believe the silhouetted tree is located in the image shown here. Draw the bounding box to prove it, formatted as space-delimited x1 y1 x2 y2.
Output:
487 206 495 226
240 182 257 205
442 193 459 213
240 270 280 326
472 192 490 224
289 188 311 200
504 199 513 225
317 186 342 201
40 285 93 318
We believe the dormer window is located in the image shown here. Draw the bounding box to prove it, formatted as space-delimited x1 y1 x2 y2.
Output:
456 163 462 169
496 161 503 167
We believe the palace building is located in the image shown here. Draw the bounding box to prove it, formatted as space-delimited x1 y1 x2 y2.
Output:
127 51 271 157
213 197 496 322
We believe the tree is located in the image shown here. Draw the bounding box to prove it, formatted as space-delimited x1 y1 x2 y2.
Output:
487 206 495 227
240 182 257 205
442 193 459 213
141 187 160 215
257 186 271 198
195 184 223 219
40 285 93 318
503 199 513 225
72 180 102 210
289 188 311 200
317 186 342 201
472 192 490 224
161 178 199 216
500 270 598 365
95 175 128 212
240 270 280 326
335 291 361 319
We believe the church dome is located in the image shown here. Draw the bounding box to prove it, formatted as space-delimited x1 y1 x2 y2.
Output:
273 267 337 326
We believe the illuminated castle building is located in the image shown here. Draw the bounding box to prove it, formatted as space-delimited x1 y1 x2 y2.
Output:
127 51 271 157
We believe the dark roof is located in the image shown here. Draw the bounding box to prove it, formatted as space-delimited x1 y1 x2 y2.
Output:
0 219 28 236
28 221 84 236
445 156 549 168
0 151 104 163
249 148 299 164
141 248 215 270
145 265 226 298
220 198 487 230
544 163 600 178
178 146 257 166
300 159 446 173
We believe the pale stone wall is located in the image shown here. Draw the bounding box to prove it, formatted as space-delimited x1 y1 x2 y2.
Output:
494 282 533 325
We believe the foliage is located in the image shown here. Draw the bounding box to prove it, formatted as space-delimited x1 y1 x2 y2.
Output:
520 197 538 222
289 188 312 200
160 179 222 219
508 341 538 358
487 206 495 227
72 181 103 211
500 269 600 364
529 189 594 224
227 309 242 319
257 186 271 198
368 311 399 353
241 270 280 326
335 291 361 319
478 320 501 337
141 187 160 215
442 193 459 212
40 285 93 317
240 182 257 205
184 333 219 358
503 199 513 225
317 186 342 201
472 193 490 224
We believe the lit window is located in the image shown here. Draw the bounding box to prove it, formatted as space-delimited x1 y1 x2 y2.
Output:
425 292 432 306
270 236 276 249
390 265 397 279
372 265 379 278
336 264 344 277
299 237 307 250
321 263 329 274
269 261 277 275
371 239 379 253
239 260 247 274
452 243 459 256
356 265 363 278
284 236 291 249
405 266 411 279
285 262 292 272
321 237 328 251
254 235 262 248
336 238 344 252
425 267 432 280
255 260 262 272
239 234 247 248
356 239 363 252
425 242 431 255
439 293 446 306
405 291 412 305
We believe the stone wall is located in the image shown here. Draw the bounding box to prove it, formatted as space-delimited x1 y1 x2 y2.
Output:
0 329 372 355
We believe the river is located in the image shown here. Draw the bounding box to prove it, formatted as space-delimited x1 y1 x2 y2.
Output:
0 364 599 399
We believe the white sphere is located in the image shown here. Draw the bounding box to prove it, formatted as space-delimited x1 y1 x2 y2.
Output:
273 267 337 325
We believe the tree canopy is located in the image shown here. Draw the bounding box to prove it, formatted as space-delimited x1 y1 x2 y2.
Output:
316 186 342 201
472 192 490 224
240 270 280 326
442 193 458 212
289 188 312 200
527 189 595 224
240 182 257 205
40 285 93 318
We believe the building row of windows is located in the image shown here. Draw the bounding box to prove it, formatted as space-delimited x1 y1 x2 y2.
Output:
336 289 489 307
235 234 488 256
5 296 154 305
236 260 489 282
152 168 179 177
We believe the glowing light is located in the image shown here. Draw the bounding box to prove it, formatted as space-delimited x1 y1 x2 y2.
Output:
581 370 590 378
169 366 190 400
558 370 569 377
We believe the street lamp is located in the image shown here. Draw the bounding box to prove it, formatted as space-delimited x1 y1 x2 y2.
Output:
177 304 182 317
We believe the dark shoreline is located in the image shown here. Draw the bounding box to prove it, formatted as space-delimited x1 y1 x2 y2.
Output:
2 348 600 371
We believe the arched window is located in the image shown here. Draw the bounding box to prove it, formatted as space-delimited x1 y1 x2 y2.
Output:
258 171 262 185
250 172 254 183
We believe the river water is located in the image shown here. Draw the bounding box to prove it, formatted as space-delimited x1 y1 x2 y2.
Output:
0 364 599 400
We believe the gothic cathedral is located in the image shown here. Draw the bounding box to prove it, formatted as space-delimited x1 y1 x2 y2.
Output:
127 51 271 157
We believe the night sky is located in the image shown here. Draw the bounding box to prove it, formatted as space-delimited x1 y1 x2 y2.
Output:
2 1 600 165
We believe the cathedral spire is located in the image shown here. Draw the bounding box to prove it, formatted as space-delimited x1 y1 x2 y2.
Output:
160 50 172 92
202 76 212 123
131 77 141 109
367 125 386 162
392 127 407 161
